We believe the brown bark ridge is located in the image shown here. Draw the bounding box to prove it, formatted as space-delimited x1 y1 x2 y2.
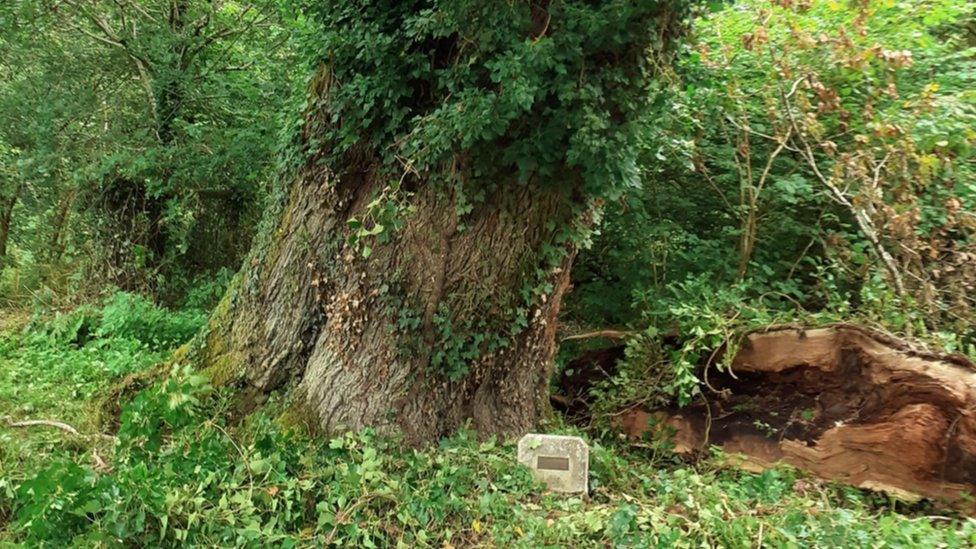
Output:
0 181 24 260
188 74 584 444
618 326 976 512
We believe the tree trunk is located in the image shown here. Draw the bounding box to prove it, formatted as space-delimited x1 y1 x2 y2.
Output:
47 186 76 262
192 147 582 443
182 1 685 445
0 181 23 260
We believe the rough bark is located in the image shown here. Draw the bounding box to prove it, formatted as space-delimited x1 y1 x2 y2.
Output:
618 326 976 512
191 135 583 444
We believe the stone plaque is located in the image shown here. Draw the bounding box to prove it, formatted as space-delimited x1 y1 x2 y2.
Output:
517 434 588 493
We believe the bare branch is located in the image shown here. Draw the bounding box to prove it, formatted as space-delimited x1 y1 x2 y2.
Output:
561 329 636 342
3 415 115 441
773 63 908 302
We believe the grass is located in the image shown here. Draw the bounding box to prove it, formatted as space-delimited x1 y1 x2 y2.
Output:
1 297 975 547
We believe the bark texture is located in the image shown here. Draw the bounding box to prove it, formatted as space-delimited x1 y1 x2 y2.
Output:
618 326 976 512
0 181 23 260
192 95 582 443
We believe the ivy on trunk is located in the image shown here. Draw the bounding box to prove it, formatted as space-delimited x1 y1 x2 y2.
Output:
189 0 690 443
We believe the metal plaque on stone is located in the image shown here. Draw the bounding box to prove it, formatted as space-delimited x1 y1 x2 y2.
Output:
517 434 588 493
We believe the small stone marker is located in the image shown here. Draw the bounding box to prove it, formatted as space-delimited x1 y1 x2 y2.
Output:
517 434 588 493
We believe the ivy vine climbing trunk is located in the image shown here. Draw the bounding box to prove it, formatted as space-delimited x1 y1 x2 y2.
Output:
186 1 687 444
194 138 584 443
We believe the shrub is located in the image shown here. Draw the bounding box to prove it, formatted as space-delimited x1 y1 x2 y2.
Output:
95 292 206 351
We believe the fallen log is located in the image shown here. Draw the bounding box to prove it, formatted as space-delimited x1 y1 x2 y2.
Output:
617 326 976 512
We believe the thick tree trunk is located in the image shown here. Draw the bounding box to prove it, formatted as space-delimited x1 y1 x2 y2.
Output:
192 146 582 442
178 0 686 445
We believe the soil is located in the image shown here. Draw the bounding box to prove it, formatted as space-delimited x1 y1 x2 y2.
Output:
552 345 624 419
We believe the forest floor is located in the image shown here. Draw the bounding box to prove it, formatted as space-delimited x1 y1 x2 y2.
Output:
1 303 976 546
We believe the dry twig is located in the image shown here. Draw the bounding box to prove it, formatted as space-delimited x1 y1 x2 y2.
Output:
2 415 116 442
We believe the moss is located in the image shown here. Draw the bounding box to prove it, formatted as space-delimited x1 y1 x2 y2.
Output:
201 352 244 388
168 341 191 364
274 397 317 436
182 275 246 388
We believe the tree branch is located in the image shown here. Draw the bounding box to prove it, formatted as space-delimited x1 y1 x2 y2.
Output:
561 329 635 342
2 415 115 441
774 66 908 302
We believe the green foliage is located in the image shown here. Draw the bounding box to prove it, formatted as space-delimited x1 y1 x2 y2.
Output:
301 0 691 208
586 330 677 418
637 276 809 404
3 295 976 546
96 292 206 351
345 178 415 259
569 0 976 408
115 366 213 459
0 0 304 301
0 287 969 546
0 330 162 424
6 384 976 545
0 292 202 424
3 1 976 546
2 351 974 547
180 267 237 310
28 290 206 351
0 290 204 508
284 0 696 381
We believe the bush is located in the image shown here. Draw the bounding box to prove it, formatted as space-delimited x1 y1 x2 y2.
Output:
27 290 206 351
95 292 206 351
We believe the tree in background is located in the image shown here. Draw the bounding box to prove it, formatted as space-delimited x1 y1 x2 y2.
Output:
0 0 298 301
0 7 107 276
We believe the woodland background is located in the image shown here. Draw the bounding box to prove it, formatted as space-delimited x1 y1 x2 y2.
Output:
1 0 976 545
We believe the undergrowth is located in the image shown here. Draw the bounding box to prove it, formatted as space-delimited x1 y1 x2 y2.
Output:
2 298 975 547
577 272 976 422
